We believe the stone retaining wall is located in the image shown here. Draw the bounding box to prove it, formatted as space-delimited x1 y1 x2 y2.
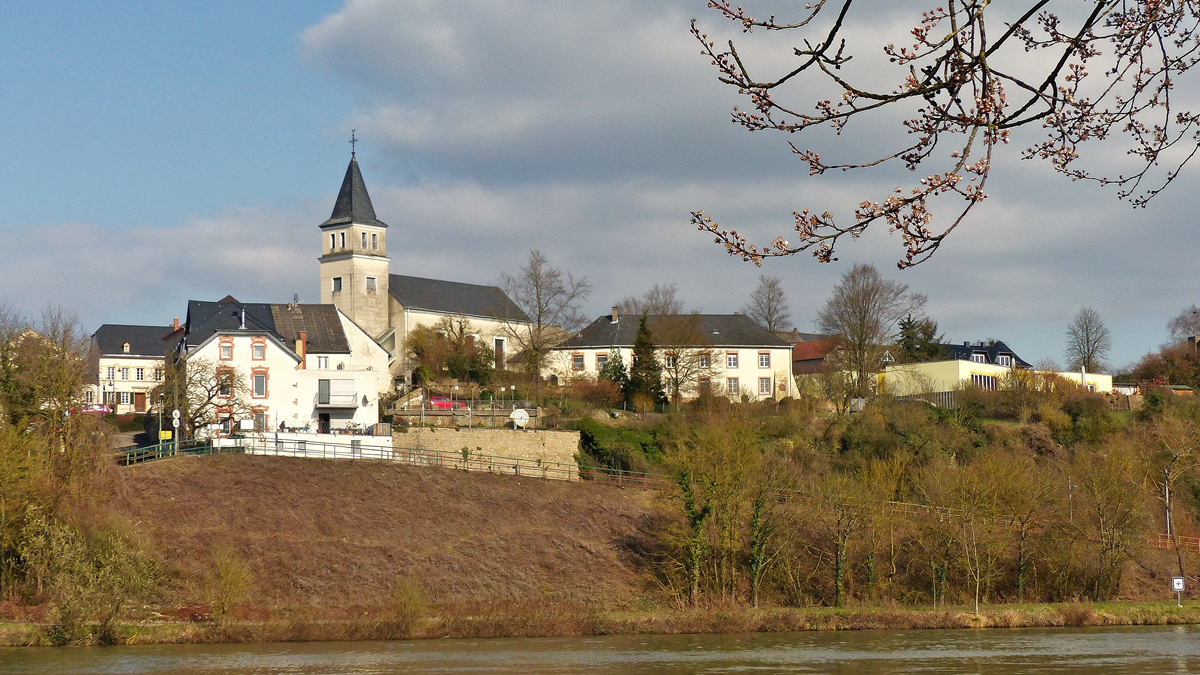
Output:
393 427 580 480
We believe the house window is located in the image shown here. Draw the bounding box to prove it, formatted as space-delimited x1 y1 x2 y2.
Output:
103 391 115 405
727 352 739 368
970 353 987 363
154 368 162 381
120 368 129 380
218 371 233 398
135 368 144 381
253 412 267 432
997 354 1012 367
596 353 608 370
759 352 771 368
371 233 378 250
106 367 115 381
317 356 328 369
665 355 676 368
698 354 710 369
572 353 585 371
339 232 345 249
85 389 95 403
698 377 711 393
361 232 367 248
726 377 739 396
252 343 265 360
366 276 377 293
120 392 131 405
219 343 232 360
252 371 268 398
971 373 998 391
759 377 772 395
332 277 343 293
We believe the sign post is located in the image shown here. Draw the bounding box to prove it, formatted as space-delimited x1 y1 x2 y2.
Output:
1172 576 1185 607
172 409 181 456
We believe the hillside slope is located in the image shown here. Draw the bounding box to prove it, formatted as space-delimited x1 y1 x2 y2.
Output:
102 454 668 611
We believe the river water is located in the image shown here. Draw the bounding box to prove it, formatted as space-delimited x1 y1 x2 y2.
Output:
1 625 1198 674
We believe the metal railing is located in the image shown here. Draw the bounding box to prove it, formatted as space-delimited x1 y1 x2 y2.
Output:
115 440 229 466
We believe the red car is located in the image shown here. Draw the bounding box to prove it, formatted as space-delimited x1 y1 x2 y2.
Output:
428 396 467 410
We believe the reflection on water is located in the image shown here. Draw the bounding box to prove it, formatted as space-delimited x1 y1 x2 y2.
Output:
1 625 1198 674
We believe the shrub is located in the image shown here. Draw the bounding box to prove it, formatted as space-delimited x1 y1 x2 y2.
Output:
576 418 661 471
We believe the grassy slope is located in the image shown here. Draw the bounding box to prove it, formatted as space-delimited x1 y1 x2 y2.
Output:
102 454 667 612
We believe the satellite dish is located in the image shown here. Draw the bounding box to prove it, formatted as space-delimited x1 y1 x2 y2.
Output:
509 409 529 429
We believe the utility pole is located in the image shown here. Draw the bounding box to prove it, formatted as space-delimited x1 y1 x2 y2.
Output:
1165 467 1173 537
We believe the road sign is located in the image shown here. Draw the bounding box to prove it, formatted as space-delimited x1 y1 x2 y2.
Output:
172 409 181 420
509 408 529 429
158 430 173 441
171 418 180 428
1173 577 1185 592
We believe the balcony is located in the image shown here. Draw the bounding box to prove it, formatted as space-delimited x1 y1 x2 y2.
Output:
316 379 359 408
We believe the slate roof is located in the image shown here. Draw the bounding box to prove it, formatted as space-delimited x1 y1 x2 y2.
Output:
92 324 176 357
944 340 1032 368
389 274 530 322
559 314 791 349
182 298 351 355
320 156 387 228
270 304 350 354
777 329 833 345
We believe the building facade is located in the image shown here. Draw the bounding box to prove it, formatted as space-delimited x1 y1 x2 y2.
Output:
86 324 179 414
548 312 799 401
879 340 1113 396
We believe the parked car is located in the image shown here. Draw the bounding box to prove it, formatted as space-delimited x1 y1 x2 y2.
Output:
427 396 467 410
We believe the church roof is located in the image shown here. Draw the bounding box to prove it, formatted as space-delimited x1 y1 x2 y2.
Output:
183 298 351 354
92 324 176 357
388 274 530 323
320 156 387 228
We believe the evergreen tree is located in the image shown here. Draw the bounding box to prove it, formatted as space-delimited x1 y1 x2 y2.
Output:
628 315 665 405
896 314 946 363
599 348 630 392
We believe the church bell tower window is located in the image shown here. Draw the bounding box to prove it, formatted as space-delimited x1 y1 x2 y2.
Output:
371 233 378 250
339 232 345 249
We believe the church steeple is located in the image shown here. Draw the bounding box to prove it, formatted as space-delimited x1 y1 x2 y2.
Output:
321 155 387 228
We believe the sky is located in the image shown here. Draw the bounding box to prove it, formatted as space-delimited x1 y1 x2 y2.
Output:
0 0 1197 371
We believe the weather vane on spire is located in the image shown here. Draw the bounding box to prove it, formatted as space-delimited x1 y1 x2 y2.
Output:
350 129 357 157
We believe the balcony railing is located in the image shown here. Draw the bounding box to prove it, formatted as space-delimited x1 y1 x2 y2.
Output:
316 392 359 407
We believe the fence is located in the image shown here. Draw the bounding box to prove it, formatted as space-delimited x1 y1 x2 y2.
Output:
116 440 229 466
1146 533 1200 553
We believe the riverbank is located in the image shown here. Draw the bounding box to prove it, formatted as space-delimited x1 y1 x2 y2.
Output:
2 601 1197 646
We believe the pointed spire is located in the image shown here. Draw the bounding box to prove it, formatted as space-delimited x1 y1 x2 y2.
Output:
320 151 387 228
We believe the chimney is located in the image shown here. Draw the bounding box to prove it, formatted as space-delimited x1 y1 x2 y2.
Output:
297 331 308 368
239 308 246 330
172 317 179 331
611 306 619 323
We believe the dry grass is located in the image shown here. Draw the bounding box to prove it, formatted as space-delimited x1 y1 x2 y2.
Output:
100 454 666 612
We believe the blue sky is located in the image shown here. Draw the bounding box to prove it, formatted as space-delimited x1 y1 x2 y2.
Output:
1 1 1196 371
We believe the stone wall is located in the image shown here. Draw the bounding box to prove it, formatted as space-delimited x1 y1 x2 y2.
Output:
393 427 581 480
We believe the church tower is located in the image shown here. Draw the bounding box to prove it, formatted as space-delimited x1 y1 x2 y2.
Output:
319 148 391 339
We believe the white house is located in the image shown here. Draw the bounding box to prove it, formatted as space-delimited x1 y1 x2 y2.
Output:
86 323 180 414
178 297 390 434
548 311 799 401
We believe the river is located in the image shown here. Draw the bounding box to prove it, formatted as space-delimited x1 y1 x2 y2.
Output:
1 625 1198 673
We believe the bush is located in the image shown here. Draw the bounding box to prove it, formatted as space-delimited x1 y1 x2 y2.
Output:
576 418 661 471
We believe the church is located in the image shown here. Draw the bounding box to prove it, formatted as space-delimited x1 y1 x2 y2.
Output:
317 148 530 389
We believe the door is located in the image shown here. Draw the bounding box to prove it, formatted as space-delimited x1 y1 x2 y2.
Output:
134 393 146 412
318 414 330 434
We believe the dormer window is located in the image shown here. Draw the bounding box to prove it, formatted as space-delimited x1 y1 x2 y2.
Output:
997 354 1013 367
122 342 130 353
970 353 987 363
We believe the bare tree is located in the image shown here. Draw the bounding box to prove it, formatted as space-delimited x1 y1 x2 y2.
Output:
1065 307 1112 373
152 357 251 439
1167 305 1200 344
742 274 792 334
816 264 925 396
501 250 591 374
618 283 684 316
653 314 713 405
689 2 1200 267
